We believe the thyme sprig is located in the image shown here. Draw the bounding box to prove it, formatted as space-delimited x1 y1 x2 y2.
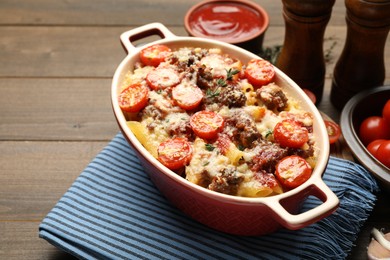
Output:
217 78 227 87
226 68 240 81
206 88 220 98
206 68 238 99
206 78 226 98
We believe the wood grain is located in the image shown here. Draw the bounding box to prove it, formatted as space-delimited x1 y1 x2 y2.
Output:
0 0 348 26
1 222 78 260
0 141 107 219
0 25 387 78
0 0 389 259
0 78 118 140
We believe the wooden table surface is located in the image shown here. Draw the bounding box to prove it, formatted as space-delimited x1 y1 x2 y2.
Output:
0 0 389 259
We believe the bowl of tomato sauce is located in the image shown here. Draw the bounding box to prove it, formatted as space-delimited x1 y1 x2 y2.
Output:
340 85 390 192
184 0 269 53
112 23 338 236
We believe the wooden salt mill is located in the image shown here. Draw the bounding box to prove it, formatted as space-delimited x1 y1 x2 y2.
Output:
277 0 335 104
331 0 390 110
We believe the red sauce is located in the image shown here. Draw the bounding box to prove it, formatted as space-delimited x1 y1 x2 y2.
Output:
188 2 265 43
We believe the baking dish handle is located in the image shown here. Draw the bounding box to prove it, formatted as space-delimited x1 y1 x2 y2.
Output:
268 177 339 230
120 23 177 54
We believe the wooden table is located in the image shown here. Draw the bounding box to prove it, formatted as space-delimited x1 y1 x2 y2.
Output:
0 1 389 259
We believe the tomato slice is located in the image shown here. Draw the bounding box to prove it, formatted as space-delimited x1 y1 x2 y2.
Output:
367 139 386 157
172 81 204 110
157 138 193 170
244 59 275 87
190 111 224 140
140 44 171 67
376 140 390 168
359 116 390 146
118 83 149 113
146 67 180 90
324 120 341 144
275 155 312 189
273 119 309 148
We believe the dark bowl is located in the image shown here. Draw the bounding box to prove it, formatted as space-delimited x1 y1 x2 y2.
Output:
340 86 390 192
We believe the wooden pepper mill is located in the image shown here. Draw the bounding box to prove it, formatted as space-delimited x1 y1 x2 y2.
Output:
276 0 335 104
331 0 390 110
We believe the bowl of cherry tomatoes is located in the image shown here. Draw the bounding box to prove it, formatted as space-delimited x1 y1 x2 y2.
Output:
340 85 390 192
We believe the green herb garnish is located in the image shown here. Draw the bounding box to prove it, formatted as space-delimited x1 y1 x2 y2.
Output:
226 68 240 81
217 78 227 87
265 130 273 138
206 78 227 99
206 88 220 98
205 143 216 151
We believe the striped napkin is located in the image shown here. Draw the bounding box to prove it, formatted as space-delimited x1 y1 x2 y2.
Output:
39 133 379 259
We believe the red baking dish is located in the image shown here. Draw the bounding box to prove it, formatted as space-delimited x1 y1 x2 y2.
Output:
111 23 339 236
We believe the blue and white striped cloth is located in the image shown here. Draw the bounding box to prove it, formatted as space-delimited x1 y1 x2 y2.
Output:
39 133 379 259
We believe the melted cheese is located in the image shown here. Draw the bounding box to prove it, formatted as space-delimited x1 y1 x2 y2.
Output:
121 46 318 198
256 110 280 138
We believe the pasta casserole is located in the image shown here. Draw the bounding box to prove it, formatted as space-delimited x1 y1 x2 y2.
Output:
118 44 318 197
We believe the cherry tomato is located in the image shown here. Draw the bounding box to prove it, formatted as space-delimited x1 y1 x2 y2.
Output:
302 88 317 104
146 67 180 90
172 81 204 110
367 139 386 157
382 99 390 125
376 140 390 168
359 116 390 146
244 59 275 87
157 138 193 170
273 119 309 148
190 111 224 140
118 83 149 113
140 44 171 67
324 120 341 144
275 155 312 189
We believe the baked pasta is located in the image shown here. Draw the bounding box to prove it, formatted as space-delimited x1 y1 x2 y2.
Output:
118 44 318 197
